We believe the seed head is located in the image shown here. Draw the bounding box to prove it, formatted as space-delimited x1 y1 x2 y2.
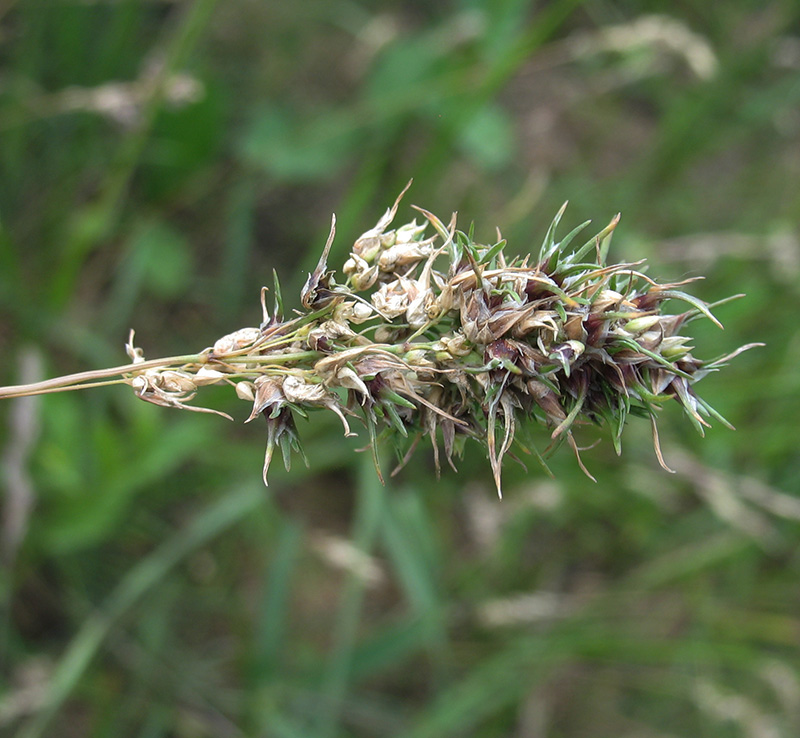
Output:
110 186 761 496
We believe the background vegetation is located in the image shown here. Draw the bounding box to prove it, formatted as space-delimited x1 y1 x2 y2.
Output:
1 1 799 736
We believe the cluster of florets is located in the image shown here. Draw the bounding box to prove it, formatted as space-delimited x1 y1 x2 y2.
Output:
124 183 754 496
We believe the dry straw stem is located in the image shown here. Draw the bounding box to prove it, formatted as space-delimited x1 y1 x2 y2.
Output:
0 184 761 496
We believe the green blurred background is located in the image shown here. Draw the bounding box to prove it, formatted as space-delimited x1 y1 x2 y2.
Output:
1 1 799 736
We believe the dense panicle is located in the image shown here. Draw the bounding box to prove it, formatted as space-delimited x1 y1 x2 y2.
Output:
0 185 758 495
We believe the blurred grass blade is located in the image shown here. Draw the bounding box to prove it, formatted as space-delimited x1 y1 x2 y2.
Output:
250 519 303 684
314 455 386 738
18 482 265 738
382 493 448 655
48 0 222 309
405 625 760 738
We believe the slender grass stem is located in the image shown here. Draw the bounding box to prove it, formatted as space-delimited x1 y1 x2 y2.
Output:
0 355 203 399
0 379 131 398
223 351 322 366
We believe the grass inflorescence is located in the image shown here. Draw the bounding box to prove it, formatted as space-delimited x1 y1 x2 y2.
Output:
0 184 758 496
